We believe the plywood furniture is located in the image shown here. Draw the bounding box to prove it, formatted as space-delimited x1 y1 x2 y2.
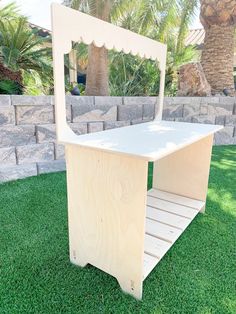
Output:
51 4 223 299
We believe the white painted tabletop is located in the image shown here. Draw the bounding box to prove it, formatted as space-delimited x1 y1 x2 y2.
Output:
63 120 223 161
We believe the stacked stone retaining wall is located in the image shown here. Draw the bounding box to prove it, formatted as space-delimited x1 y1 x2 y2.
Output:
0 95 235 182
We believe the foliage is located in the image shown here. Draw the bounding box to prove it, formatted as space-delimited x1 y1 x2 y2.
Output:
0 17 52 79
23 71 52 96
70 0 198 96
109 45 197 96
112 0 198 95
0 1 19 20
0 79 22 94
109 52 160 96
0 2 53 94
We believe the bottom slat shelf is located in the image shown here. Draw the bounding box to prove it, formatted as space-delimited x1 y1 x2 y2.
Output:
143 188 204 280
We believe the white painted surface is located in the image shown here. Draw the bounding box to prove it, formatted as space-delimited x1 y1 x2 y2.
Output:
62 120 222 161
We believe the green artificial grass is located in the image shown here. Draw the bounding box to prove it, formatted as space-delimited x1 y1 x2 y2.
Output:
0 145 236 314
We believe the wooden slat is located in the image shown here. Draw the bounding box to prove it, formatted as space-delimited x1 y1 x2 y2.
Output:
144 234 171 259
146 218 182 243
147 188 205 211
146 206 190 230
147 196 198 219
143 253 159 279
143 189 206 283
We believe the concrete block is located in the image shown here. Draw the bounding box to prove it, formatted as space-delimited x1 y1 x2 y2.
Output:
95 96 122 106
201 103 234 116
163 97 173 105
55 144 65 160
118 104 142 121
0 163 37 182
0 106 15 125
143 103 155 120
200 97 219 104
225 115 236 126
36 124 56 143
215 115 225 125
214 126 234 145
172 97 202 105
51 96 72 122
219 97 235 105
0 125 36 148
70 122 87 135
16 105 54 125
37 160 66 174
162 117 175 121
209 103 234 115
0 147 16 165
131 119 152 125
72 104 117 122
17 143 54 164
0 95 11 106
12 95 52 106
192 115 215 124
66 105 72 122
104 121 130 130
88 122 104 133
200 104 208 115
162 104 183 118
183 103 200 117
175 117 192 122
123 97 156 105
65 95 94 106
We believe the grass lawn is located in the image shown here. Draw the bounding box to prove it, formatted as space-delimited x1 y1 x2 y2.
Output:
0 145 236 314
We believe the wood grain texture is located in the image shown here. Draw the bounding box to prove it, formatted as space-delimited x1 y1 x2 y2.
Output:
143 187 205 279
60 121 222 161
153 134 214 210
65 144 148 299
147 189 205 210
51 3 166 143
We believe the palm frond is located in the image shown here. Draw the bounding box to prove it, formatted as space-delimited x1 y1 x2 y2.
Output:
0 2 19 19
176 0 198 55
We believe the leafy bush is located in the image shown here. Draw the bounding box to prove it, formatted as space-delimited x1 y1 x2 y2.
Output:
0 79 22 94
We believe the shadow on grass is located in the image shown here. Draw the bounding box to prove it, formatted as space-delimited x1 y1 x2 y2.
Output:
0 145 235 313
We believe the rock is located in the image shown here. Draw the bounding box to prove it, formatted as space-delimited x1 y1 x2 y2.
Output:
37 160 66 174
104 121 130 130
88 122 104 133
0 164 37 182
118 104 142 121
177 62 211 96
16 143 54 164
72 104 117 123
16 105 54 125
0 125 36 148
0 147 16 165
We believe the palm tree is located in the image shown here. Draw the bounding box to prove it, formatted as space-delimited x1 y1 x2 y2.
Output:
0 1 19 19
200 0 236 95
65 0 198 96
65 0 115 95
0 16 52 92
66 0 139 95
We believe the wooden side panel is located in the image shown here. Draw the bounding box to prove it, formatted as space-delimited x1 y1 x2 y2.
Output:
65 144 148 300
153 135 213 210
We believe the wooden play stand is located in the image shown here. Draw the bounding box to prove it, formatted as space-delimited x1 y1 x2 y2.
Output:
52 4 222 299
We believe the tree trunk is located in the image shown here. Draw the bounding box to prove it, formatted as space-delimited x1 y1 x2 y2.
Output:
0 62 23 85
85 44 109 96
201 24 235 95
84 1 110 96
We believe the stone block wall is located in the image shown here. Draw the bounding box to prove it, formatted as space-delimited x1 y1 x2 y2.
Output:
0 95 235 183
